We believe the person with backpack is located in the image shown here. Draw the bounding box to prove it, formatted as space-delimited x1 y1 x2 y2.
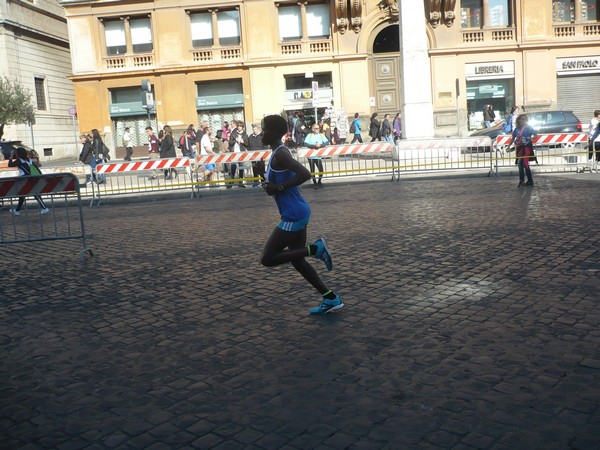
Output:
78 134 96 185
350 113 363 143
502 106 519 134
8 147 50 216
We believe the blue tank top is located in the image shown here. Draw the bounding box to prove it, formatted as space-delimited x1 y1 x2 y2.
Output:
266 145 311 222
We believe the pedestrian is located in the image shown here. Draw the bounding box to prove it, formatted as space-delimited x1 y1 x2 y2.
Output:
199 126 217 184
507 114 537 187
350 113 363 144
369 112 381 142
332 127 340 145
322 118 332 144
260 114 343 315
78 134 96 185
381 113 394 144
393 112 402 141
161 125 177 180
91 128 108 183
8 147 50 216
587 110 600 172
123 127 133 161
145 126 160 180
502 106 519 135
303 122 329 188
483 105 492 128
248 124 266 186
195 120 208 148
294 112 307 148
228 121 250 188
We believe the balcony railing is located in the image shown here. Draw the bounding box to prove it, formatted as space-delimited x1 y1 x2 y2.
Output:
461 27 515 44
191 46 242 63
279 38 332 56
554 22 600 38
104 53 154 71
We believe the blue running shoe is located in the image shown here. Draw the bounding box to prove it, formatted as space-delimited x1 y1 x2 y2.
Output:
309 295 344 315
313 237 333 271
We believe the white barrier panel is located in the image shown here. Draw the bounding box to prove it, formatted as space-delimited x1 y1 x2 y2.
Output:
194 150 272 165
297 142 393 158
96 158 191 174
495 133 588 147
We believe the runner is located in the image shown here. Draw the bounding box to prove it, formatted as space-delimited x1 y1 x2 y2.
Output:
260 115 343 315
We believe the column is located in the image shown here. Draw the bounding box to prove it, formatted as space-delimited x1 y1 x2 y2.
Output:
398 1 435 138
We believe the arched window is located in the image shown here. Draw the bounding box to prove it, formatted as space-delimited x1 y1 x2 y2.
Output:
373 25 399 54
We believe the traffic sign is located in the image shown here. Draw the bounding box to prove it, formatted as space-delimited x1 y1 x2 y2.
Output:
68 107 77 116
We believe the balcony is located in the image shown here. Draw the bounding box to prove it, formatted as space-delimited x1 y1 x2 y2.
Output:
554 22 600 38
191 46 242 64
104 53 154 71
461 27 515 44
278 38 332 57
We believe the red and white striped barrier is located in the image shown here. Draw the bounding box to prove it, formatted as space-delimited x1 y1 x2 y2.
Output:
0 173 77 197
195 150 272 165
297 142 392 158
95 157 191 174
495 133 588 146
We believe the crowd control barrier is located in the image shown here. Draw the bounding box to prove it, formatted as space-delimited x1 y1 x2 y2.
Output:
493 133 589 174
0 173 92 260
296 142 396 180
92 157 194 205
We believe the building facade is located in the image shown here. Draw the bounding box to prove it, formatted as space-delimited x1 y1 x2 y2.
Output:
0 0 77 160
59 0 600 153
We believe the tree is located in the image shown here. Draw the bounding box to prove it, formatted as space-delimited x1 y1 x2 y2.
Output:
0 76 36 141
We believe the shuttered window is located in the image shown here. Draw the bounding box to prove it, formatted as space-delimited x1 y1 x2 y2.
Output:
557 74 600 130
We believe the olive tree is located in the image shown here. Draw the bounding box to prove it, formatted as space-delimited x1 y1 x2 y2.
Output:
0 76 36 141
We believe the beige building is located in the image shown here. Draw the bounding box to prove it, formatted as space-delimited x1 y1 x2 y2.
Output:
58 0 600 154
0 0 77 160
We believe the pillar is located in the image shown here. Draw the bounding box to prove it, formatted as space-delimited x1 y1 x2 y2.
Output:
398 1 435 139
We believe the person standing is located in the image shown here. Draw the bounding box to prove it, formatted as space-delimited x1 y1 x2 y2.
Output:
8 147 50 216
228 121 250 188
91 128 108 183
393 112 402 141
123 127 133 161
350 113 363 144
145 126 160 180
199 126 217 184
260 114 343 315
303 123 329 189
248 124 266 186
483 105 492 128
381 114 394 144
369 113 381 142
294 113 307 148
588 110 600 171
161 125 177 180
78 134 96 184
507 114 537 187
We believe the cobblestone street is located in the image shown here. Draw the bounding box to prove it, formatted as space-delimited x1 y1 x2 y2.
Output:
1 174 599 449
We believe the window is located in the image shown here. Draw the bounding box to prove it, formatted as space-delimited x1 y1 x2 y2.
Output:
190 10 240 48
34 77 46 111
278 3 330 40
461 0 511 28
582 0 599 21
105 20 126 55
285 73 332 90
103 16 153 55
130 18 153 53
553 0 574 23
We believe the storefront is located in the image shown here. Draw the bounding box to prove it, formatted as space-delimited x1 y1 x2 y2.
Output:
283 72 333 125
109 86 156 151
556 56 600 129
465 61 515 131
196 79 245 134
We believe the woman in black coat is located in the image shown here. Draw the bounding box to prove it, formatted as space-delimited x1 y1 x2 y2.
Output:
161 125 178 180
369 113 381 142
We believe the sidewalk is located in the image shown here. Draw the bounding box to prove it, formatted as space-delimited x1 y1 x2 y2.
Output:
1 173 599 449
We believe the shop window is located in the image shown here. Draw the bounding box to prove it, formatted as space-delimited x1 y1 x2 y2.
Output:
284 73 332 90
461 0 512 28
553 0 575 23
103 16 153 55
278 3 330 40
190 10 240 48
34 77 46 111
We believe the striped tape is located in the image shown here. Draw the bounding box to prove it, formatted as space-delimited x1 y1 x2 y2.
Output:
495 133 588 146
0 174 77 198
96 157 191 174
195 150 272 165
297 142 392 158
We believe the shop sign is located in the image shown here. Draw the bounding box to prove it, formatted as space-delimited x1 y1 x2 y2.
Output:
109 102 147 117
556 56 600 75
284 87 333 102
196 94 244 110
465 61 514 80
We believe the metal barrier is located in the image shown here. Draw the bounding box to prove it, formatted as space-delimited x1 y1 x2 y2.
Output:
493 133 590 174
296 142 396 180
0 173 92 260
92 157 194 205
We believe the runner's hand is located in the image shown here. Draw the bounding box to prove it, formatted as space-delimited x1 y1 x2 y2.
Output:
262 182 279 196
